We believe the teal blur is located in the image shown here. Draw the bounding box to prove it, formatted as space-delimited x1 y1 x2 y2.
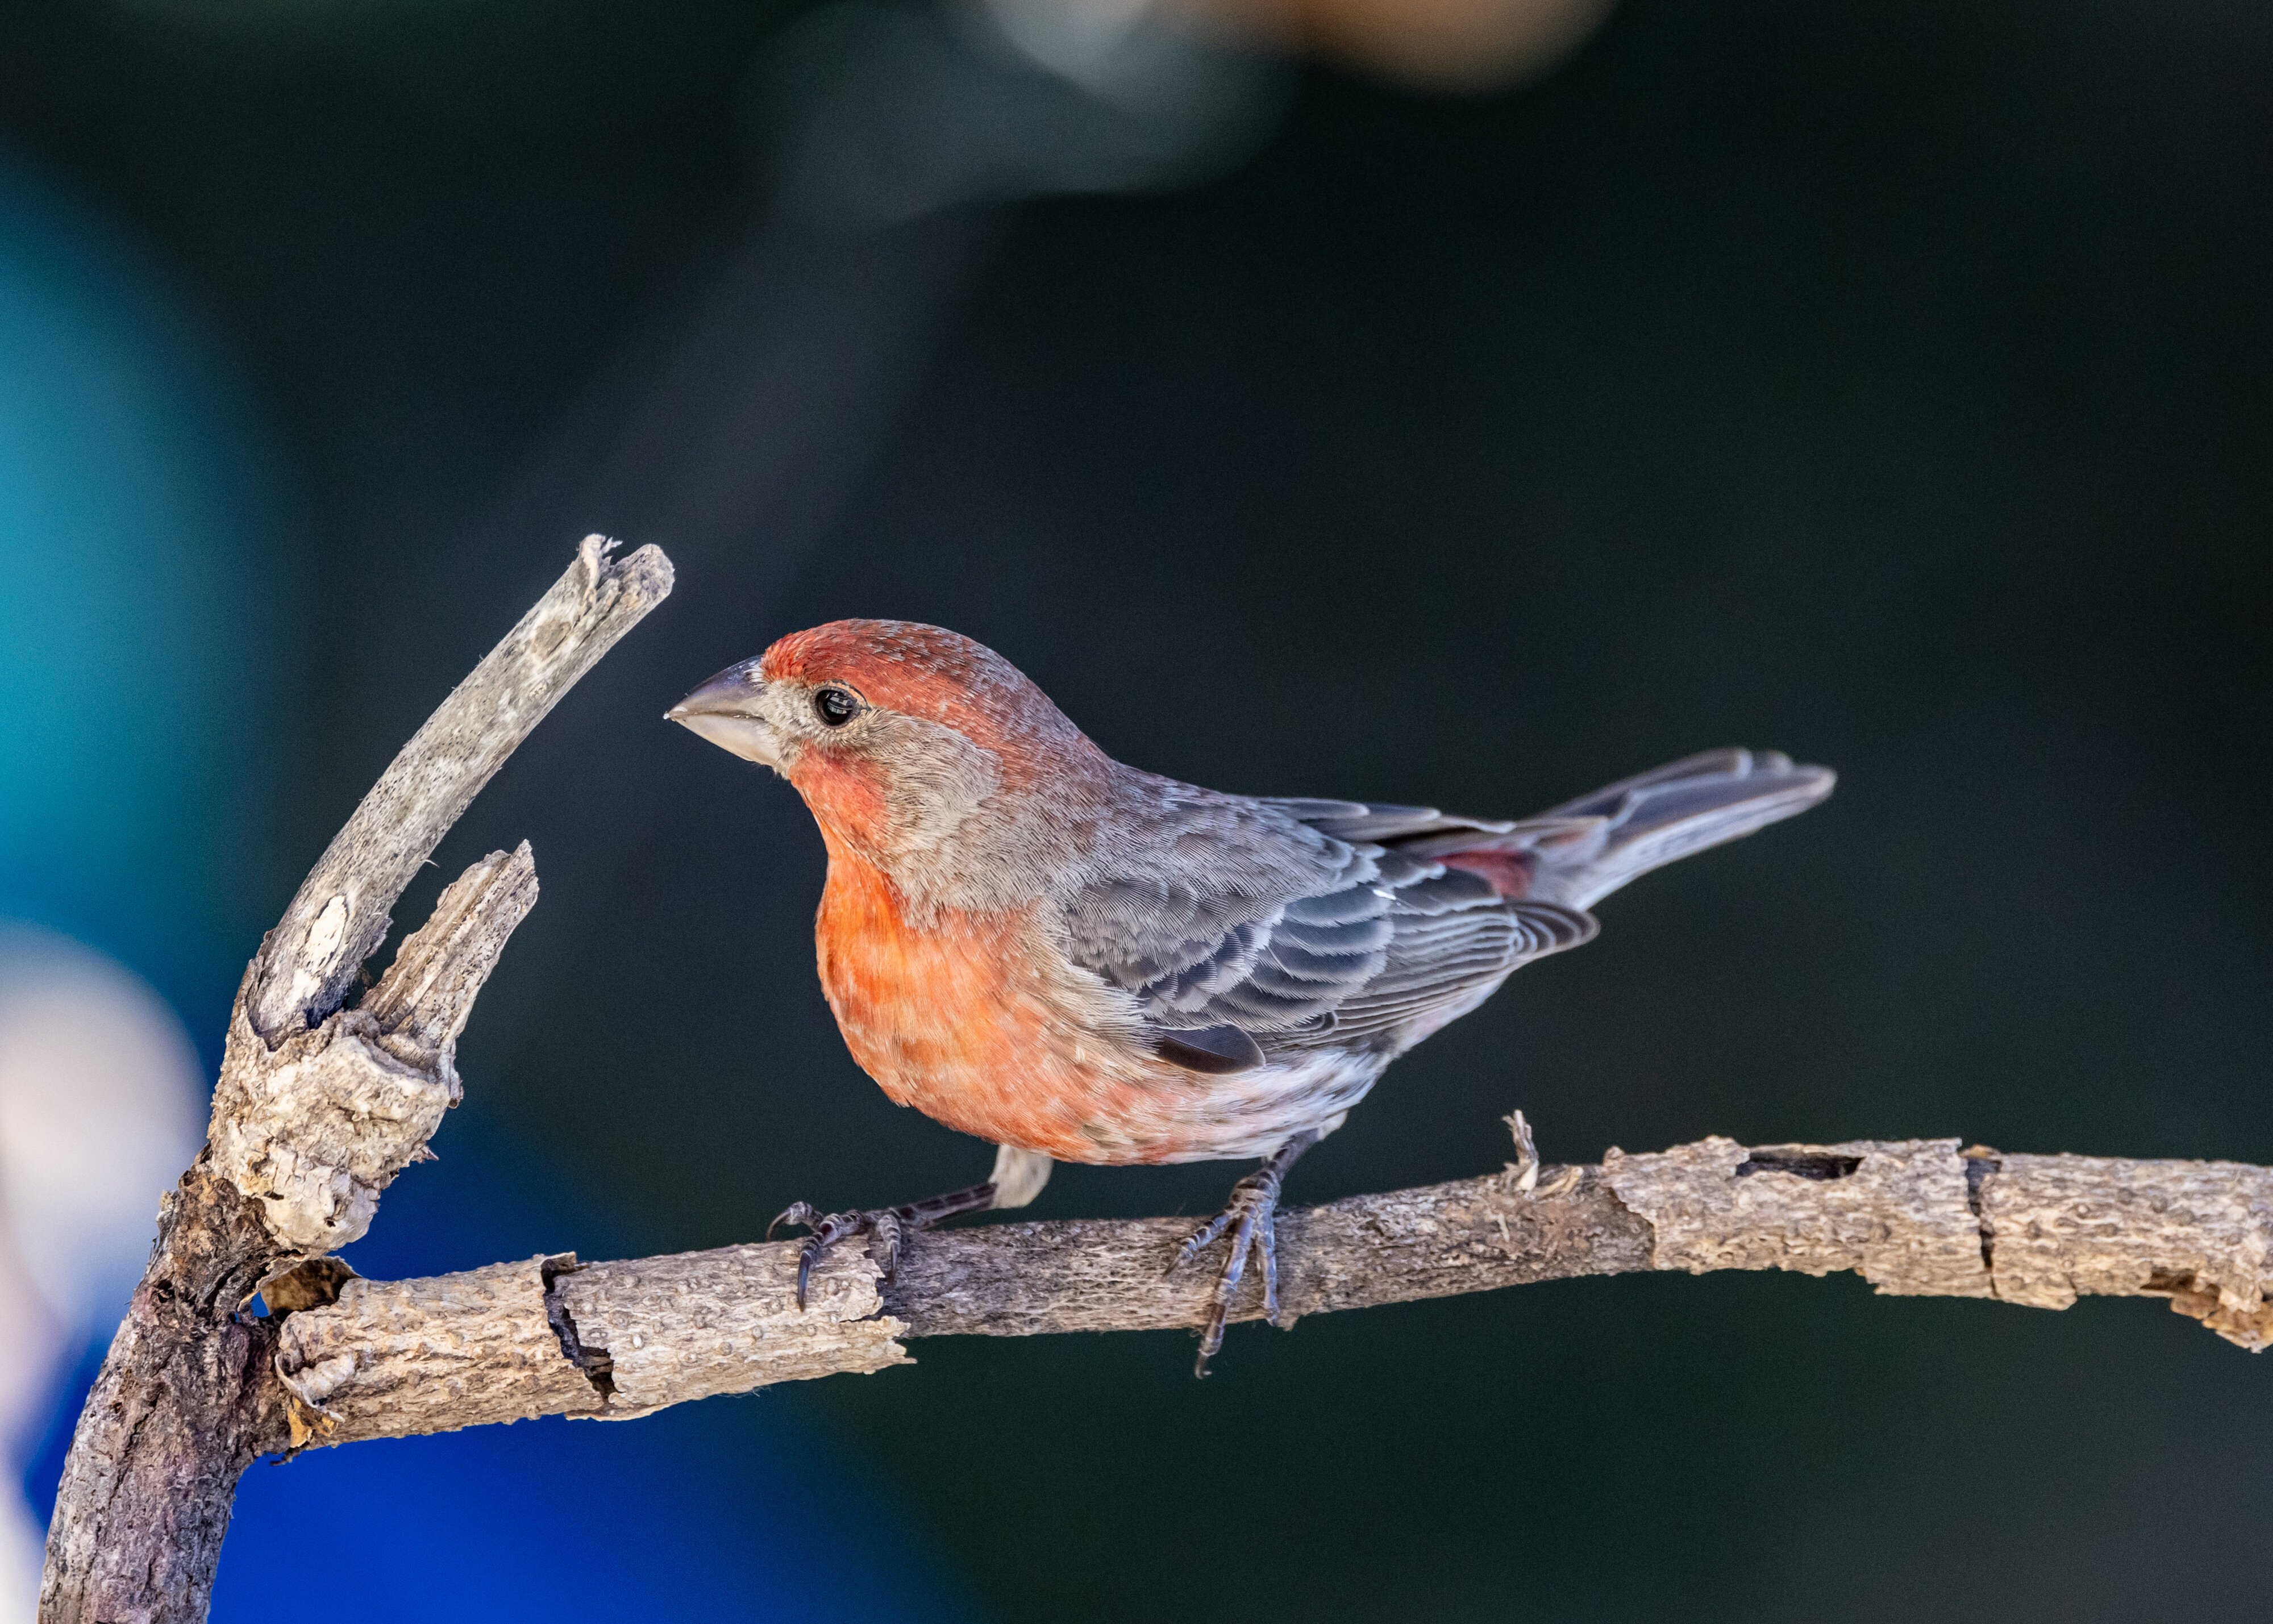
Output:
0 159 284 1022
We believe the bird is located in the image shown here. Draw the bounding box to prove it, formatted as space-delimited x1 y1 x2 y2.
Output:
669 619 1833 1373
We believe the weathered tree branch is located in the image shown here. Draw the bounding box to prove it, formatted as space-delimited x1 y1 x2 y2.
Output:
39 538 672 1624
243 536 674 1045
259 1135 2272 1453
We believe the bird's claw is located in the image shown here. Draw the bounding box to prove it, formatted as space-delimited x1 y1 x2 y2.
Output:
1169 1164 1290 1378
767 1202 906 1308
767 1178 1002 1309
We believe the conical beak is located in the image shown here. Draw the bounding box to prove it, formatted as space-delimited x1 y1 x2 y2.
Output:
668 663 785 769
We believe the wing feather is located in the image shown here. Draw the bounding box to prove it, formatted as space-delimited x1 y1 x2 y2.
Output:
1254 798 1516 846
1061 807 1594 1072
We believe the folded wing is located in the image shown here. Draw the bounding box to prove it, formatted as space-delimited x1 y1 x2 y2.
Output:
1061 819 1593 1073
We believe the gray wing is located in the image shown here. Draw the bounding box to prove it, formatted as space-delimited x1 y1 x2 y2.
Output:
1062 818 1594 1074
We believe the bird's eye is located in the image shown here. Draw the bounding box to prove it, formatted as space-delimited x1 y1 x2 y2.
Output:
812 686 860 727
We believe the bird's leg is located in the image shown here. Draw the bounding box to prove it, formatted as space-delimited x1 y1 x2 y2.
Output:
1171 1130 1320 1377
769 1144 1052 1309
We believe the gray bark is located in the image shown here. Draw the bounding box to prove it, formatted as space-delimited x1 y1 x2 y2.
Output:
38 539 671 1624
261 1136 2272 1454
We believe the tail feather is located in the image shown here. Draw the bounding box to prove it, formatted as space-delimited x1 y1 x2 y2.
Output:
1400 748 1834 910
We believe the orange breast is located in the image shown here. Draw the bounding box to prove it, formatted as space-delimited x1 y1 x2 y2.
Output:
813 845 1190 1163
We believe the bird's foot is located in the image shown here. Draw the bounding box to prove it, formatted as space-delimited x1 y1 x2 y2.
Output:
767 1203 906 1308
768 1180 996 1308
1172 1171 1287 1377
1169 1131 1319 1377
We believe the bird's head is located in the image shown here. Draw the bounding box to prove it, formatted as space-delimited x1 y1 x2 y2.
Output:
669 619 1106 873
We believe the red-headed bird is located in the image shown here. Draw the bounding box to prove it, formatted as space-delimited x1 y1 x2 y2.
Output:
671 621 1832 1372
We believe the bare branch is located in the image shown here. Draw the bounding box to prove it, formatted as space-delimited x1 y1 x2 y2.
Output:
207 844 540 1254
40 540 671 1624
244 535 672 1043
263 1136 2272 1454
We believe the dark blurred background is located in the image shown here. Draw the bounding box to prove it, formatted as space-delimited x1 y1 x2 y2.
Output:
1 0 2268 1617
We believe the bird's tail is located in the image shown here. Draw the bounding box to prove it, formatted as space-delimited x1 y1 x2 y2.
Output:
1400 749 1834 910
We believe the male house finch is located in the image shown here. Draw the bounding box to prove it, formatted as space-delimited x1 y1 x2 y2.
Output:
671 621 1832 1372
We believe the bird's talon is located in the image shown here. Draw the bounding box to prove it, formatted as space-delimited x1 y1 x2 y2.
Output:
868 1209 905 1278
1193 1307 1227 1377
769 1205 890 1310
1172 1135 1319 1374
767 1181 1001 1310
767 1201 821 1243
1169 1207 1237 1274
